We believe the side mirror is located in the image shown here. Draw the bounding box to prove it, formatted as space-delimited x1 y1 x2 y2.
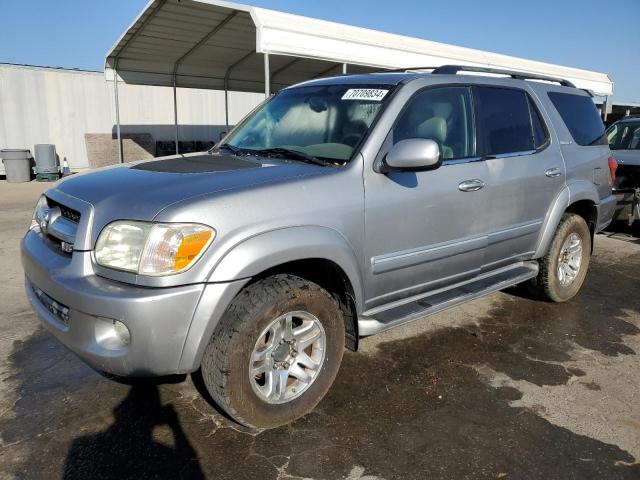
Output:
384 139 441 172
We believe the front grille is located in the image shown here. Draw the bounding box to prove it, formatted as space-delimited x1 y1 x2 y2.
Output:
40 197 79 255
46 198 81 223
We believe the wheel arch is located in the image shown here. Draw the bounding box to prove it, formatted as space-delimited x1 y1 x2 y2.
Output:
534 183 599 257
208 226 364 350
251 258 359 351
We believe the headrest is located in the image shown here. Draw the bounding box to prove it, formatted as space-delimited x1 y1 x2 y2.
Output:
416 117 447 144
431 103 453 119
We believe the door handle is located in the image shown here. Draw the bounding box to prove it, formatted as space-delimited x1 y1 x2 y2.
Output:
458 179 485 192
545 167 562 178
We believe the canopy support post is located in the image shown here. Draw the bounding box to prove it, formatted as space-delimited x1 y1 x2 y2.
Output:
264 53 270 98
173 74 179 155
224 77 230 131
114 68 123 164
342 63 347 75
223 51 255 134
603 95 611 122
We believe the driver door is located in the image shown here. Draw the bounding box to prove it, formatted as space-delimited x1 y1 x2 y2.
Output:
363 86 489 309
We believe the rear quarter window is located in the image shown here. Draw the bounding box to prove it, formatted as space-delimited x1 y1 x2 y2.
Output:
548 92 606 146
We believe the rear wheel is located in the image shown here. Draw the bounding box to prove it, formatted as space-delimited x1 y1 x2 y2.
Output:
200 274 344 428
529 213 591 302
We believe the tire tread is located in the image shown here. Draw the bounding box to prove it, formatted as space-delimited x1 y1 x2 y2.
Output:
201 274 335 428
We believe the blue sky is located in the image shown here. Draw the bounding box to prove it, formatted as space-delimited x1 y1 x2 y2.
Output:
0 0 637 102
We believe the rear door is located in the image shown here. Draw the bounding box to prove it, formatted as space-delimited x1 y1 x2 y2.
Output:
546 90 611 200
473 85 565 270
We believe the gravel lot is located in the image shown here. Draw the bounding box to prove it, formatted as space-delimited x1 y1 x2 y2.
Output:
1 180 639 480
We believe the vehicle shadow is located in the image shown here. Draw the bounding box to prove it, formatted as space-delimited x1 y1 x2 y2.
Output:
62 384 204 480
603 220 640 243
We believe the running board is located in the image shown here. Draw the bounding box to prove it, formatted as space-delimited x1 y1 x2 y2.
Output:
358 261 539 336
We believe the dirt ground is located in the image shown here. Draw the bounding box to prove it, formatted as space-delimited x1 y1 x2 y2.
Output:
1 180 639 480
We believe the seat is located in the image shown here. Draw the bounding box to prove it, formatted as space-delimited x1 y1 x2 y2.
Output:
416 117 454 159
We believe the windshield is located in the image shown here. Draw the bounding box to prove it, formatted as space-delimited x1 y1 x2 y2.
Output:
607 122 640 150
222 84 393 163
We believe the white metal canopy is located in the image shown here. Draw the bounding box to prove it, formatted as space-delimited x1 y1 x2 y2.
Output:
105 0 614 162
106 0 613 95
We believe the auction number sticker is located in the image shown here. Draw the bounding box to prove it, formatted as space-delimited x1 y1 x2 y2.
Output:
341 89 389 101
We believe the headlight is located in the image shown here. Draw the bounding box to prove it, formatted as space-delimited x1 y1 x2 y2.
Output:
30 195 49 231
94 221 214 276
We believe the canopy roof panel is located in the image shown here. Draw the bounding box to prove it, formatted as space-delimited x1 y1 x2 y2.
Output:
106 0 613 95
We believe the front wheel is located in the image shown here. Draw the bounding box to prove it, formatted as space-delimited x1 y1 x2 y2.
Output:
200 274 345 429
529 213 592 302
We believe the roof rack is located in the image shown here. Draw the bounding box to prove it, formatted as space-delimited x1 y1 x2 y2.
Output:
378 64 576 88
432 65 576 88
378 66 439 73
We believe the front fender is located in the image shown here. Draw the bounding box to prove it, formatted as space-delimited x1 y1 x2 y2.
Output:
208 226 365 311
533 181 600 258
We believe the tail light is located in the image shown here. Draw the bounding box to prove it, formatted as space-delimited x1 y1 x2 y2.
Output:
608 156 618 185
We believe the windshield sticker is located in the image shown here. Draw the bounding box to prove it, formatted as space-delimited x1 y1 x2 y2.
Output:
341 89 389 101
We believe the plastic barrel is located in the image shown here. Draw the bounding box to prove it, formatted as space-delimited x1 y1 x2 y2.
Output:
1 149 32 183
34 144 58 174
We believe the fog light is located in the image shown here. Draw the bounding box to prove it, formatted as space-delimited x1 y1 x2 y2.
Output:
113 320 130 346
95 317 130 350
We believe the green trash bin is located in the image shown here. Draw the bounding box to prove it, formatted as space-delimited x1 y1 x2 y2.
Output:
1 149 32 183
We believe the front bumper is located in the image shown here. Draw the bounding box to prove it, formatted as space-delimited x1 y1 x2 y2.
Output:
21 230 247 376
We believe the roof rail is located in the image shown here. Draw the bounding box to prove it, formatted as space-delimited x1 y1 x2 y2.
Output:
431 65 576 88
378 66 439 73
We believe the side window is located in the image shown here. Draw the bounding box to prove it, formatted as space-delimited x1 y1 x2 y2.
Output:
475 87 536 156
393 87 475 160
547 92 606 146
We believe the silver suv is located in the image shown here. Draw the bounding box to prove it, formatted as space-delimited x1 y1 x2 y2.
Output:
22 66 617 428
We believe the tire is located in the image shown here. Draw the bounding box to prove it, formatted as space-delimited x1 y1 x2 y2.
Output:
528 213 592 302
200 274 345 429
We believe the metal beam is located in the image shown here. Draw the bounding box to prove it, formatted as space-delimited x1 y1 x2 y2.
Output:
110 0 167 164
173 75 179 155
168 10 238 154
313 63 342 79
172 11 238 76
264 53 270 97
224 51 256 129
224 85 229 131
113 0 167 63
113 66 123 164
603 95 611 121
271 58 302 82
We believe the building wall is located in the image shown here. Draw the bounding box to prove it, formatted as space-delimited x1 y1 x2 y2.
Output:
0 64 264 173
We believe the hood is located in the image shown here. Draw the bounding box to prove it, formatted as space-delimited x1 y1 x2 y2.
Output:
53 152 326 221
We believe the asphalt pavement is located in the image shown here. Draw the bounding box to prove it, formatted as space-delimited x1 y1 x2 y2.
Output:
1 180 639 480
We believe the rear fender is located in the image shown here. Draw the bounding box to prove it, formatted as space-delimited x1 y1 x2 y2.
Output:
534 181 599 258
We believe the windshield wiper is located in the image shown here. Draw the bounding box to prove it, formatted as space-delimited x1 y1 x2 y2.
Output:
215 143 246 156
253 147 331 166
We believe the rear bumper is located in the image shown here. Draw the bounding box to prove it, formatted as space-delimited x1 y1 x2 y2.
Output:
595 194 618 231
21 229 248 376
612 188 638 222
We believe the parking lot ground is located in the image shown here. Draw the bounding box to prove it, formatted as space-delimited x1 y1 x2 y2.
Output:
0 180 639 480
